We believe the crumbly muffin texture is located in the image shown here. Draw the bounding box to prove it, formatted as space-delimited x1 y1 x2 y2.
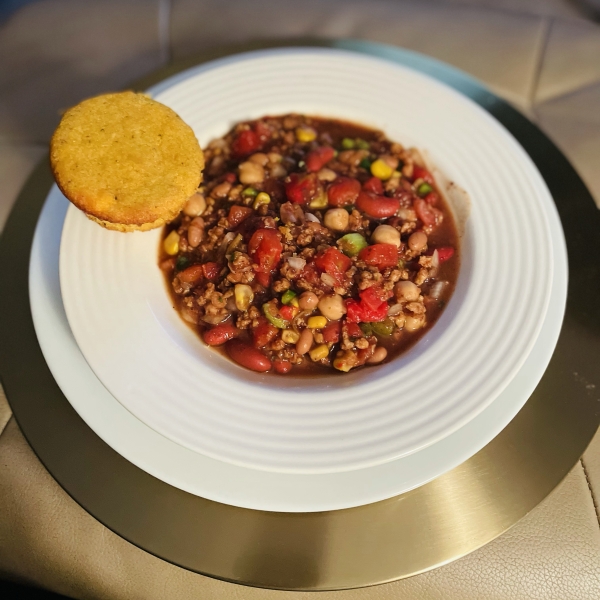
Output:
50 91 204 231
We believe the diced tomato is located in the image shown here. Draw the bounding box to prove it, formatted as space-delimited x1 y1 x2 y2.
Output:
224 172 237 184
413 165 434 185
231 129 260 157
273 359 292 374
279 305 296 321
362 303 390 323
322 320 342 344
248 228 283 282
202 262 220 280
314 247 352 284
327 177 361 207
359 286 393 309
228 205 253 228
345 287 392 323
345 321 363 338
285 173 321 205
414 198 437 227
424 191 439 206
363 176 384 195
358 244 398 269
255 272 270 287
252 318 279 348
436 246 455 262
306 146 335 172
345 300 364 324
356 192 400 218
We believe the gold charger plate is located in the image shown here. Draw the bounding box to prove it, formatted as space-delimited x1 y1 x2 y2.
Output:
1 40 599 591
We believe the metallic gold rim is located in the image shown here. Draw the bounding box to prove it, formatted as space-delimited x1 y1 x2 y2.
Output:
0 40 599 591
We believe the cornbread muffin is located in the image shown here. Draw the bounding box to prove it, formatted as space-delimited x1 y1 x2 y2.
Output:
50 91 204 232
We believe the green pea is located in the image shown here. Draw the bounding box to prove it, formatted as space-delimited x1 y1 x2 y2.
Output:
242 187 258 197
355 138 370 150
417 182 433 197
341 137 355 149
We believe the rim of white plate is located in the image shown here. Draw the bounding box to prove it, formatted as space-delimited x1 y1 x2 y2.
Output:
30 180 566 511
59 48 554 474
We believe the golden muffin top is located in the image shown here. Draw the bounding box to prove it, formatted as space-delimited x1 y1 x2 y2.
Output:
50 91 204 232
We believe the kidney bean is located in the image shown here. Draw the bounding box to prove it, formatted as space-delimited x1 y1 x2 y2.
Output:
226 339 272 372
273 359 292 374
356 192 400 218
203 323 240 346
295 328 314 355
177 264 204 284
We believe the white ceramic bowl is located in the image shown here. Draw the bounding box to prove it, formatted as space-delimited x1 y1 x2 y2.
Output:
59 48 554 474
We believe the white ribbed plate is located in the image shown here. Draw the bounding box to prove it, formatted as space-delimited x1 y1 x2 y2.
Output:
60 49 554 474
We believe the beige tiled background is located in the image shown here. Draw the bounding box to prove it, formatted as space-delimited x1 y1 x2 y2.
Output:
1 1 599 598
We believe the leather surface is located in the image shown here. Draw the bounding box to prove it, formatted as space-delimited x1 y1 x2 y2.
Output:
1 0 600 598
1 413 600 600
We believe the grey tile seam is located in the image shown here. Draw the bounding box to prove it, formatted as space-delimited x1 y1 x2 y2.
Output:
581 457 600 529
425 0 586 23
534 76 600 109
529 17 552 108
0 414 13 441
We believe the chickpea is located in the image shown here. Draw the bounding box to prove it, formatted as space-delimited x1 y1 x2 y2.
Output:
249 152 269 166
324 208 349 232
298 291 319 310
187 217 204 248
404 314 426 332
395 280 421 302
380 154 399 171
268 152 282 164
270 164 287 178
183 193 206 217
239 161 265 185
317 168 337 182
317 294 346 321
371 224 401 247
296 328 314 355
211 181 232 199
408 230 428 252
367 347 388 364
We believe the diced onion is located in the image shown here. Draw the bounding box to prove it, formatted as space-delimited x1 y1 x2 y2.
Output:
431 249 440 271
387 303 403 316
287 256 306 270
200 313 229 325
321 273 337 287
305 213 320 222
429 280 448 300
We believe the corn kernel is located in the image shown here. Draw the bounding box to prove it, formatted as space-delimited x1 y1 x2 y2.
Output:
309 344 330 361
295 126 317 143
290 297 299 308
253 192 271 210
333 358 353 372
309 190 328 210
370 158 394 180
307 316 327 329
282 330 300 344
234 284 254 311
163 230 180 255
